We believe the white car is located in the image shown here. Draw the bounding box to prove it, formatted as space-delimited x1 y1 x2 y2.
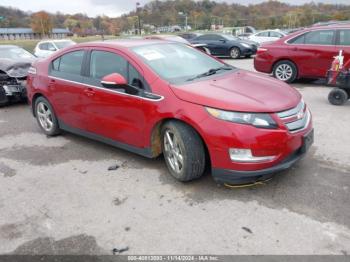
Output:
248 30 286 44
34 39 76 58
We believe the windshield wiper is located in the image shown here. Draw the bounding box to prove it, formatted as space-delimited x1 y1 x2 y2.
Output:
186 66 232 82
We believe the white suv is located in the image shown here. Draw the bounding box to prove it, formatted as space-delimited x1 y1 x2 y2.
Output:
34 39 76 58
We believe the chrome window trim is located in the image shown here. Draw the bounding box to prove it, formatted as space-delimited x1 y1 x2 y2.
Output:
49 76 164 102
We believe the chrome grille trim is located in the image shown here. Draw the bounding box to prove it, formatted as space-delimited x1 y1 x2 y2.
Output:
277 100 310 133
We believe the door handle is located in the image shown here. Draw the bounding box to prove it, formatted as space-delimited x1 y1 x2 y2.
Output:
292 47 299 51
84 87 95 97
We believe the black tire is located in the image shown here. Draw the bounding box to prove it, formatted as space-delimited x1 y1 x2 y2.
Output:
328 88 348 106
34 96 61 136
230 47 241 59
161 121 206 182
245 55 252 58
273 60 297 83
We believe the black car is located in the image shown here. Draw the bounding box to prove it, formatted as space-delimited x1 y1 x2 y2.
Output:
190 33 258 59
0 45 35 106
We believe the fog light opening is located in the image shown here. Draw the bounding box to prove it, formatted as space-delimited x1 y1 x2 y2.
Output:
229 148 276 163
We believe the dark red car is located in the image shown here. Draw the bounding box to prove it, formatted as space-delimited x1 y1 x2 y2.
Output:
254 25 350 83
27 40 313 184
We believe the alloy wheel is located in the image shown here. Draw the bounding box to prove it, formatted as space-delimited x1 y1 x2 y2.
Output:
37 102 54 132
230 48 240 59
163 130 184 174
275 64 293 81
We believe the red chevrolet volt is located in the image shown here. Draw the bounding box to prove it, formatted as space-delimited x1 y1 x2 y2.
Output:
27 40 313 184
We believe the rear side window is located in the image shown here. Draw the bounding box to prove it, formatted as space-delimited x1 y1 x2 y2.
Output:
39 43 48 50
304 30 335 45
339 30 350 46
54 51 84 75
196 34 219 41
90 51 127 79
270 31 283 38
257 32 269 37
288 34 306 44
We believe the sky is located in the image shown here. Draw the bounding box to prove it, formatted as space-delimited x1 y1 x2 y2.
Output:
1 0 349 17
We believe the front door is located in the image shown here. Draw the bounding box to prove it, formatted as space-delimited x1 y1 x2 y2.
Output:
81 49 149 148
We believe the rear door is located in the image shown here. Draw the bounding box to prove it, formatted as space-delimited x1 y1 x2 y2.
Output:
335 29 350 65
48 49 87 129
288 29 336 78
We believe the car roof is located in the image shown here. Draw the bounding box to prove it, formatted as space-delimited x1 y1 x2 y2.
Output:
76 39 176 49
38 39 74 43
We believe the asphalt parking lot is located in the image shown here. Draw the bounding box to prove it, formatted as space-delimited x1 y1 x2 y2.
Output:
0 58 350 255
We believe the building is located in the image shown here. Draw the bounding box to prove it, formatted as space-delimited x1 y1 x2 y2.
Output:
0 28 71 40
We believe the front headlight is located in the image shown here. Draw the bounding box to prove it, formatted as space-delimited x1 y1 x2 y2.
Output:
206 107 277 129
241 43 251 48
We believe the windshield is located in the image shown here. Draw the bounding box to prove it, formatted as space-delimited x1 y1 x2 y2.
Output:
55 41 75 49
131 43 232 84
0 47 34 59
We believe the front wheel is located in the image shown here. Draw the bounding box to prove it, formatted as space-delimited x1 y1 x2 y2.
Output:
161 121 206 182
35 97 61 136
273 60 297 83
328 88 348 105
230 47 241 59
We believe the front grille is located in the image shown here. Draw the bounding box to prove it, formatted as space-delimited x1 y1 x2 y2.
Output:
277 100 311 133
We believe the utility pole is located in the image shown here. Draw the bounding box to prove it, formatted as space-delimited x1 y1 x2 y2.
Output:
178 12 188 32
136 2 141 35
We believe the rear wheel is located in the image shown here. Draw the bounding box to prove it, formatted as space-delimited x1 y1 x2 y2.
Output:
273 60 297 83
161 121 205 182
35 97 61 136
328 88 348 105
230 47 241 59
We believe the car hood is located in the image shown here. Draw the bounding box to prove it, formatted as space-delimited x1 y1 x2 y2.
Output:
0 57 36 78
170 70 301 113
240 39 258 46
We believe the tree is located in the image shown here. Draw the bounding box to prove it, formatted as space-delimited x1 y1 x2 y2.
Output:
31 11 52 37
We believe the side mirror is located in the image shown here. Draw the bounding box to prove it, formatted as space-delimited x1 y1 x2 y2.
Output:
219 39 226 43
101 73 127 88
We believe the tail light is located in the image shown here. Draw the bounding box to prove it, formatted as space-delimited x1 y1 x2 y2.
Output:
257 48 268 55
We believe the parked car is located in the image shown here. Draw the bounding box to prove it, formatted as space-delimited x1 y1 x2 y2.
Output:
190 33 258 59
27 40 313 185
143 35 210 54
248 30 286 44
0 45 36 106
254 25 350 83
34 39 76 58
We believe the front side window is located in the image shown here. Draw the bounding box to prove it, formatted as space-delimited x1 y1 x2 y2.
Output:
90 51 127 80
196 34 218 41
132 43 231 84
51 50 84 76
304 30 335 45
339 30 350 46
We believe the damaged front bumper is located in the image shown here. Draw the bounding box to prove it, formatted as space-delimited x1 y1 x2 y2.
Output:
0 81 27 105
